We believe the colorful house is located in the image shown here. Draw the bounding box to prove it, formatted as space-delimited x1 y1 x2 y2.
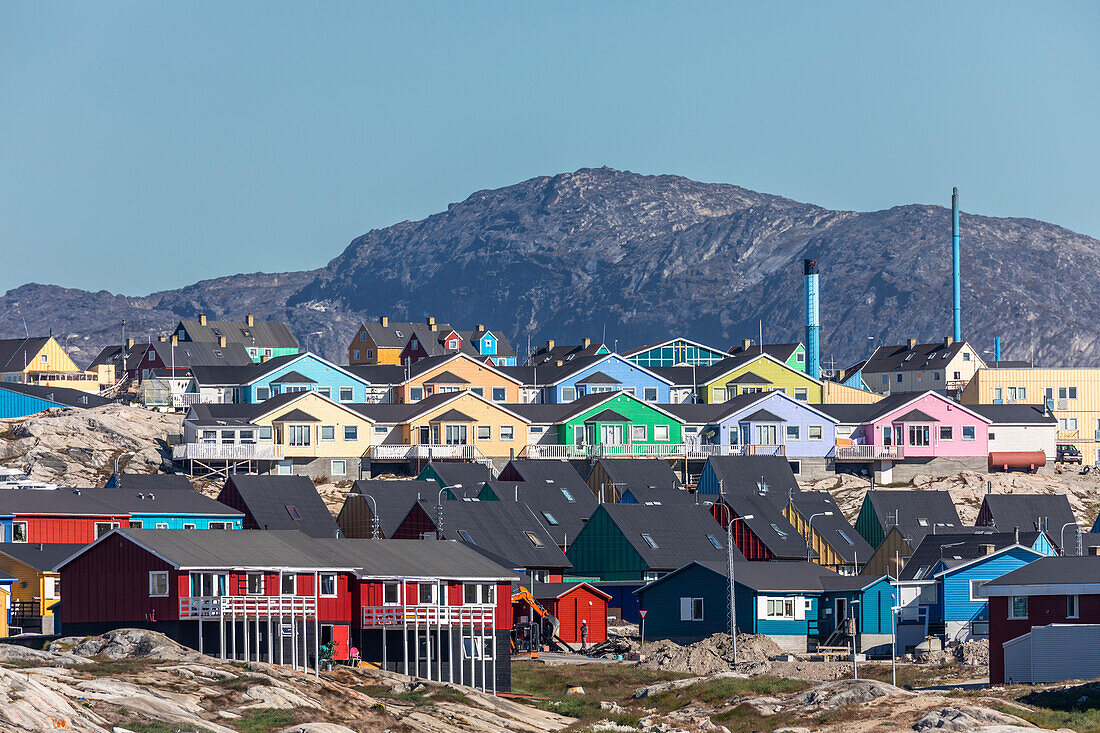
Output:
0 382 114 419
624 338 729 368
173 314 300 363
727 341 807 374
854 489 963 575
696 455 799 502
191 352 379 405
708 492 812 561
696 353 823 404
528 354 674 405
397 318 517 367
337 480 438 539
532 582 610 646
217 475 339 538
584 458 683 502
397 353 523 404
87 488 243 529
862 338 984 396
89 336 251 387
785 491 873 575
0 490 130 543
525 339 609 367
975 494 1076 550
0 543 82 634
0 336 109 392
477 478 597 550
348 316 417 365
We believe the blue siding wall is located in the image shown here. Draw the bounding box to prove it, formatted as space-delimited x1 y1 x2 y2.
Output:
637 565 729 640
128 513 243 530
716 392 837 459
547 356 672 404
942 547 1043 624
245 355 374 403
595 583 644 624
0 388 65 419
0 517 12 543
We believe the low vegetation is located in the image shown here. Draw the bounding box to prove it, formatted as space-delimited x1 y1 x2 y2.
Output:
995 683 1100 733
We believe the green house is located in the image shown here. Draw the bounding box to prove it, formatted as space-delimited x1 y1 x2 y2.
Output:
727 342 807 374
555 391 684 449
624 337 729 367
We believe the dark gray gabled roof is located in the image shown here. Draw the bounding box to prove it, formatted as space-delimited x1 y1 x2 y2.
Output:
584 409 630 423
728 371 772 385
789 491 872 564
482 479 597 548
863 341 970 373
361 320 421 349
589 458 682 491
969 404 1056 425
104 473 196 491
418 461 494 488
646 366 697 386
899 530 1043 581
894 409 939 423
978 494 1076 536
314 538 519 580
525 343 609 367
0 382 114 410
269 370 317 385
343 480 440 538
981 556 1100 591
621 485 697 507
865 490 963 545
702 455 800 506
0 543 86 572
220 475 338 538
273 408 319 423
740 408 783 423
637 559 881 596
418 499 572 570
0 489 128 516
595 503 736 571
428 408 476 423
86 528 345 570
423 370 470 385
83 488 243 517
177 319 299 349
342 364 409 385
717 492 813 560
575 371 622 385
726 342 802 362
0 337 53 372
499 459 588 488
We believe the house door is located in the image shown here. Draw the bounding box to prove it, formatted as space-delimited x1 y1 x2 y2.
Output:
418 426 430 444
600 424 624 445
834 598 848 631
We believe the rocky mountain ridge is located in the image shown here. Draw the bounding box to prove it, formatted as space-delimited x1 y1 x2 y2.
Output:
3 167 1097 369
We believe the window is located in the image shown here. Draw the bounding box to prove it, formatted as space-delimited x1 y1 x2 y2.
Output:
807 425 823 441
288 424 312 446
239 430 255 444
258 426 273 440
130 520 143 528
256 386 270 401
712 387 727 402
464 583 480 604
706 534 723 550
643 571 659 582
560 488 575 502
680 597 705 621
281 573 296 595
477 425 491 441
641 533 659 549
457 529 474 543
492 387 506 402
908 425 930 447
631 425 647 441
149 572 169 597
933 372 941 381
321 425 335 441
221 429 236 445
881 374 889 385
961 426 976 441
962 352 971 361
542 511 559 525
561 386 576 402
644 387 658 402
940 426 954 440
410 387 424 401
788 460 801 475
360 331 367 342
286 505 302 520
182 523 197 530
247 573 264 595
500 425 514 441
208 522 230 529
1059 418 1079 431
448 339 459 349
94 522 120 538
417 582 435 605
40 353 48 364
470 387 484 397
12 521 27 542
331 459 346 476
155 522 169 529
320 573 338 597
383 582 400 605
786 425 801 441
765 598 796 619
45 577 60 599
793 387 808 401
796 352 805 363
344 425 358 441
1068 594 1079 618
1059 387 1068 399
969 579 986 602
1009 596 1028 619
352 349 360 360
654 425 670 441
896 373 903 383
836 529 855 546
317 386 331 399
338 387 354 402
1069 387 1078 399
524 531 544 547
770 523 788 537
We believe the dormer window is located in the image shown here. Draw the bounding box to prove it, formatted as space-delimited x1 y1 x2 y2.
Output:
448 339 459 349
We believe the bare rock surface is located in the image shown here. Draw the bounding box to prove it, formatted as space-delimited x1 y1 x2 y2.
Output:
790 678 911 708
67 629 205 661
914 705 1043 731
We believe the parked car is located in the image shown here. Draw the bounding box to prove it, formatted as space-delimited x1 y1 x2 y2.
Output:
1057 444 1082 464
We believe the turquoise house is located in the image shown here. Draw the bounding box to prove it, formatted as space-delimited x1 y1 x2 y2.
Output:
636 560 896 654
87 489 244 529
240 353 376 403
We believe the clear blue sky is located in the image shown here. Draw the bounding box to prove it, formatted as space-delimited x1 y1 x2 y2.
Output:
1 2 1097 295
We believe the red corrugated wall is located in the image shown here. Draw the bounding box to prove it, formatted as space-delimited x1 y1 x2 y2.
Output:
709 504 774 560
59 534 175 625
21 514 130 543
546 586 607 644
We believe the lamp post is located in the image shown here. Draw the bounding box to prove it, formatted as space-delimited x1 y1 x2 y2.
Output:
436 484 462 539
1060 522 1078 556
348 492 380 538
726 513 754 665
806 511 834 562
113 451 136 485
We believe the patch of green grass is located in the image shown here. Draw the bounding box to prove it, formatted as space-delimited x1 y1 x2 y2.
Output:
232 707 300 733
647 676 810 713
711 702 801 733
993 683 1100 733
511 659 687 700
859 661 965 689
219 674 273 692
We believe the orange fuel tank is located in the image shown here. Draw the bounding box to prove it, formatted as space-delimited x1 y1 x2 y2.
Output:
988 451 1046 472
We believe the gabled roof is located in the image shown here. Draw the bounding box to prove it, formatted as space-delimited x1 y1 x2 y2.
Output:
702 455 799 506
0 382 114 410
0 543 86 572
274 408 319 423
622 337 728 360
84 488 242 517
969 404 1056 425
594 504 734 571
429 408 476 423
639 559 886 596
864 490 963 545
728 371 772 385
343 364 409 385
482 479 597 548
315 538 519 580
423 370 470 385
499 459 588 488
532 354 673 388
717 492 813 560
177 319 299 349
696 352 821 387
104 473 195 491
220 475 338 538
0 489 128 517
575 371 622 385
740 408 784 423
532 581 611 601
863 340 980 374
0 337 53 372
584 408 630 423
899 530 1044 581
726 342 803 362
269 370 317 385
978 494 1076 536
525 342 609 367
620 485 696 506
589 458 682 491
342 480 438 538
788 491 872 564
818 391 990 426
980 556 1100 595
405 352 522 385
933 542 1044 579
418 461 494 489
894 408 939 423
360 320 422 349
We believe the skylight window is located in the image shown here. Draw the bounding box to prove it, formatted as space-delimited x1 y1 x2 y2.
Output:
641 533 659 549
914 565 931 580
542 512 559 526
836 529 855 546
706 535 723 550
770 523 788 537
560 488 575 502
524 531 544 548
285 505 302 520
457 529 474 543
917 518 929 526
395 330 403 337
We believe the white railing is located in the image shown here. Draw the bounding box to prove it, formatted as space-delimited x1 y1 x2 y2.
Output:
523 443 786 459
172 443 283 461
368 444 488 461
835 444 905 461
173 393 204 408
361 604 495 628
179 595 316 618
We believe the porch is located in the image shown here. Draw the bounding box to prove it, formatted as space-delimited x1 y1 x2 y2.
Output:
522 443 786 460
179 595 319 673
834 445 905 461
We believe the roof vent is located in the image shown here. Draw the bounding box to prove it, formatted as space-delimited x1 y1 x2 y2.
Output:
219 336 227 348
246 314 254 327
742 339 751 350
546 339 555 351
979 543 995 556
944 336 954 347
379 316 389 327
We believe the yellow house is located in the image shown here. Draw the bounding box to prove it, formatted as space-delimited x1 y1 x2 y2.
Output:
822 380 882 405
784 493 873 575
400 391 530 458
0 543 80 634
860 526 912 578
0 583 9 637
699 353 823 404
962 366 1100 465
862 339 985 396
0 336 107 392
399 353 523 403
348 317 417 365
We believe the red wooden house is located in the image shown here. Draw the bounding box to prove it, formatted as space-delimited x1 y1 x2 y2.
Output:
534 582 610 646
0 490 130 543
708 494 813 561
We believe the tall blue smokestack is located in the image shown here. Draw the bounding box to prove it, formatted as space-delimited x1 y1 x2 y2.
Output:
994 336 1001 362
804 258 820 379
952 187 962 342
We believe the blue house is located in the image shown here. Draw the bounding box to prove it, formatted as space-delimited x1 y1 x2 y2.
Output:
0 513 13 542
636 560 896 654
0 382 113 419
87 488 244 529
189 352 377 404
537 354 674 404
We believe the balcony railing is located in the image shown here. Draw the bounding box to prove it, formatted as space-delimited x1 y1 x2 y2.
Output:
173 393 204 408
522 443 787 460
367 444 489 461
172 443 283 461
179 595 316 619
361 604 495 628
835 444 905 461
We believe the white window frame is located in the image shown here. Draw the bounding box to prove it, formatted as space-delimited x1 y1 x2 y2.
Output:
149 571 169 597
246 573 265 595
410 387 424 401
969 579 986 602
680 597 704 621
630 425 647 441
477 425 491 441
344 425 358 441
492 387 506 402
764 597 796 619
962 425 976 441
1067 594 1079 619
281 573 297 596
1009 595 1028 620
794 387 808 401
12 521 28 543
45 576 60 600
785 425 801 441
331 459 347 476
95 521 120 538
808 425 823 441
319 573 338 598
500 425 514 441
654 425 670 442
383 581 400 606
320 425 336 441
339 387 354 402
561 386 576 402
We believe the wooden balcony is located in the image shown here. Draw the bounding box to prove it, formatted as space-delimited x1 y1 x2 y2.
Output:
172 443 283 461
361 604 495 628
179 595 315 619
522 443 786 460
834 444 904 461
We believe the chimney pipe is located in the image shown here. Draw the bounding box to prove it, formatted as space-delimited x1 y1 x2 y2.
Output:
979 543 995 556
546 339 555 351
171 335 178 346
944 336 953 347
158 335 166 343
907 338 917 350
952 187 962 343
126 338 134 349
804 259 820 379
582 338 591 349
246 314 254 327
219 336 226 348
380 316 389 327
199 314 207 326
741 338 751 350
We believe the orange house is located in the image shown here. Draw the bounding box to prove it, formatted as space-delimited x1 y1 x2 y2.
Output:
399 353 523 404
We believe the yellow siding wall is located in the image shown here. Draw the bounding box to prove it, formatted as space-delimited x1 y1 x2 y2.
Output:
822 381 882 405
784 505 843 569
962 367 1100 464
401 356 520 403
0 556 58 617
0 586 8 637
348 327 402 365
703 357 823 404
861 529 910 579
403 392 527 458
260 394 375 458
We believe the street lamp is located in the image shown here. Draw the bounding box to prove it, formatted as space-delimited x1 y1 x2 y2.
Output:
436 484 462 539
113 451 136 485
806 511 834 562
1060 522 1079 556
726 513 754 665
348 491 380 539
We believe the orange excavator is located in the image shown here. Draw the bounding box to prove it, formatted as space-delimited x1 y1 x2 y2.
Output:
510 585 577 656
